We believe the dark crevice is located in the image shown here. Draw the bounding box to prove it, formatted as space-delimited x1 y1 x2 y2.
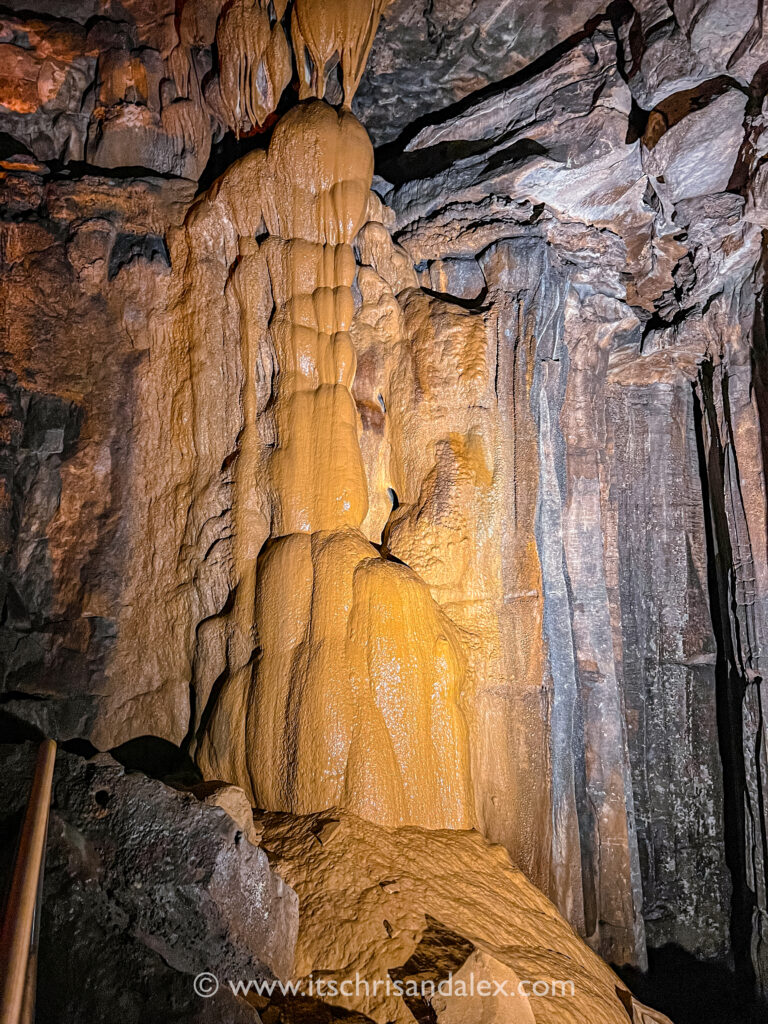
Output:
185 585 238 756
195 124 271 196
638 303 694 348
29 158 191 183
0 691 48 705
692 368 756 992
625 97 650 145
0 132 36 161
607 0 641 81
0 5 87 28
109 735 201 786
377 487 404 564
373 488 411 568
643 76 741 150
728 59 768 197
191 664 230 758
616 945 768 1024
108 232 170 280
60 737 98 759
0 708 46 745
377 133 546 189
419 284 490 311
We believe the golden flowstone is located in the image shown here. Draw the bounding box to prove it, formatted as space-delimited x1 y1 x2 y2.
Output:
197 100 475 830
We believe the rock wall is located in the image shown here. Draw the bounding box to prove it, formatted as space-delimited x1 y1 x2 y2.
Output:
0 742 671 1024
2 0 768 998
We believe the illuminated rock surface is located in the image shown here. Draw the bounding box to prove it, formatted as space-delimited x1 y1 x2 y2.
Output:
2 0 768 1019
252 807 672 1024
186 96 475 830
0 741 671 1024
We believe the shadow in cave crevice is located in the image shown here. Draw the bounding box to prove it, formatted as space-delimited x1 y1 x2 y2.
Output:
194 81 302 196
0 707 47 745
0 696 199 786
419 283 491 312
109 735 201 787
615 945 768 1024
375 487 409 568
692 367 759 993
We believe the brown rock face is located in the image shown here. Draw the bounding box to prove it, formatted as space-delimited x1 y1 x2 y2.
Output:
3 0 768 1017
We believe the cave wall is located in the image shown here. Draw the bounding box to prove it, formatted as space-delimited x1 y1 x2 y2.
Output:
2 0 768 989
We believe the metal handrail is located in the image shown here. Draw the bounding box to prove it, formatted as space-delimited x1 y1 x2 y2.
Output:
0 739 56 1024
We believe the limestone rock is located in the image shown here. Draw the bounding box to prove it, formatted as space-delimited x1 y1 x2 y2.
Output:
0 6 214 177
2 0 768 1007
354 0 606 145
0 743 298 1022
616 0 768 109
642 89 747 204
252 808 670 1024
0 12 95 162
427 257 485 300
370 16 766 973
192 779 264 845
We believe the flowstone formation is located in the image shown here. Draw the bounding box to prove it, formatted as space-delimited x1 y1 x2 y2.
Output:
5 0 768 1015
251 809 671 1024
196 98 474 830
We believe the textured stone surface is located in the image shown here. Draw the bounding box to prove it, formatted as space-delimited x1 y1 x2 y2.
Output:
354 0 606 145
380 14 768 980
2 0 768 1011
0 173 194 738
252 808 672 1024
0 743 298 1023
616 0 768 110
0 2 215 177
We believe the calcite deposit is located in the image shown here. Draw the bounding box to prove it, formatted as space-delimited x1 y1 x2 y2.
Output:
252 808 670 1024
2 0 768 1020
193 95 474 831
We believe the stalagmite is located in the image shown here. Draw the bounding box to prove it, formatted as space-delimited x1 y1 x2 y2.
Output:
196 94 475 830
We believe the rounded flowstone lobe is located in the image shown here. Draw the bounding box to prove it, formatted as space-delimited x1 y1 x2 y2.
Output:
196 96 475 830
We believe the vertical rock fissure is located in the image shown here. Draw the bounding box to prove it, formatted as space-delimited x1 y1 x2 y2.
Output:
693 365 755 986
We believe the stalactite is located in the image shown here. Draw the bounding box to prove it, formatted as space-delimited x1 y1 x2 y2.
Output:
215 0 292 134
291 0 390 106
